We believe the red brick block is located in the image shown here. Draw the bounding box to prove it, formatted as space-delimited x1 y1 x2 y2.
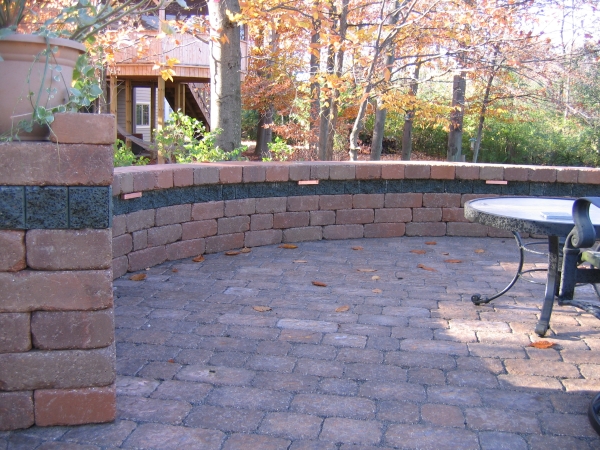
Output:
0 142 113 186
336 209 374 224
50 113 115 145
35 385 116 426
413 208 442 222
173 166 194 187
323 225 364 240
405 222 446 236
461 194 499 207
288 196 319 212
128 247 167 272
556 167 579 183
311 164 330 180
193 165 220 185
155 204 191 226
455 164 480 180
364 223 405 238
374 208 411 223
355 164 381 180
219 165 243 184
329 164 355 180
310 210 336 226
480 165 504 180
529 167 557 183
0 231 26 272
320 195 352 210
353 194 384 209
182 220 218 240
31 309 113 350
243 165 266 183
132 230 148 251
487 227 514 238
192 201 224 220
256 197 287 214
245 230 283 247
0 313 31 353
0 270 112 313
166 239 206 261
274 212 310 229
0 346 115 390
132 170 155 192
381 164 404 180
283 227 322 242
218 216 250 234
578 169 600 185
430 164 455 180
225 199 256 217
147 224 182 246
27 229 112 270
112 215 127 237
0 391 34 431
112 256 128 279
404 163 431 179
504 166 528 181
385 193 422 208
112 233 132 259
289 164 311 181
154 168 174 189
205 233 245 254
251 214 274 231
126 209 155 232
423 193 461 208
447 222 488 237
265 164 289 182
442 208 468 223
113 170 134 194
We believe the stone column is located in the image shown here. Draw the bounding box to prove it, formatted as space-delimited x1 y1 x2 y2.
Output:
0 114 116 430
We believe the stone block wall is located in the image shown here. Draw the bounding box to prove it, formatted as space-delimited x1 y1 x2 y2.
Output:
111 161 600 278
0 116 116 431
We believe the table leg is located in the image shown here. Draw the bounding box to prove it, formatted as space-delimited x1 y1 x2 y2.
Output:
535 235 559 337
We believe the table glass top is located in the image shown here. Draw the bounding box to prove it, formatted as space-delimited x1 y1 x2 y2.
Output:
468 197 600 224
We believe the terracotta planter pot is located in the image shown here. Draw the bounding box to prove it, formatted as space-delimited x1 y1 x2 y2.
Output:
0 35 86 140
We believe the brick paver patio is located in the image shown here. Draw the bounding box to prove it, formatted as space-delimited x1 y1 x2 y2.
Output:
3 236 600 449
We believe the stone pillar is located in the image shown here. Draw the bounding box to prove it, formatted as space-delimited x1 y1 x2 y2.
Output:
0 114 116 430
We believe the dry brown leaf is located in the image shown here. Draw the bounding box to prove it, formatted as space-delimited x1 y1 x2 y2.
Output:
225 251 240 256
253 305 272 312
357 268 377 272
293 260 308 263
410 249 427 255
312 281 327 287
372 288 383 294
444 259 462 264
442 252 450 256
172 269 178 273
129 273 147 281
240 247 252 253
417 264 436 272
425 241 437 245
192 255 205 263
335 305 350 312
528 341 556 349
352 246 364 251
168 359 175 363
475 249 485 254
372 275 380 281
279 244 298 249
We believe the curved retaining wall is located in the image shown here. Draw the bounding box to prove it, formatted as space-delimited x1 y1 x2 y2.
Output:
111 161 600 279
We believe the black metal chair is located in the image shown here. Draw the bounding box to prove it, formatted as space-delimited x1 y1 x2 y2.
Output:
558 197 600 435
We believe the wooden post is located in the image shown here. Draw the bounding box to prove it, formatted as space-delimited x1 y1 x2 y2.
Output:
110 76 118 142
150 83 156 141
125 79 132 149
157 76 165 164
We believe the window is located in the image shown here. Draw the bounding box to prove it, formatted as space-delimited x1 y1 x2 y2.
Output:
136 104 150 126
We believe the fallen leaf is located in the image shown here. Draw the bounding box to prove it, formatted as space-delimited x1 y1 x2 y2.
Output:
172 269 178 273
168 359 175 363
253 305 272 312
335 305 350 312
352 246 364 250
425 241 437 245
442 252 450 256
372 288 382 294
240 247 252 253
192 255 205 263
417 264 436 272
475 249 485 254
293 260 308 263
372 275 380 281
279 244 298 249
312 281 327 287
410 249 426 255
528 341 556 349
444 259 462 264
129 273 147 281
225 251 240 256
357 268 377 272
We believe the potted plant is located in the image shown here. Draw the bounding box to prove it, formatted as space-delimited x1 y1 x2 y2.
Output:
0 0 170 140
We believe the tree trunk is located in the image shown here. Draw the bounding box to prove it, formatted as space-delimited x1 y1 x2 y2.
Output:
318 45 334 160
309 5 321 158
208 0 242 153
370 97 387 160
401 62 420 160
255 107 273 159
472 71 495 163
447 68 466 162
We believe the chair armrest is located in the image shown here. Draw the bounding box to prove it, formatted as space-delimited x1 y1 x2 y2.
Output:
570 197 600 248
